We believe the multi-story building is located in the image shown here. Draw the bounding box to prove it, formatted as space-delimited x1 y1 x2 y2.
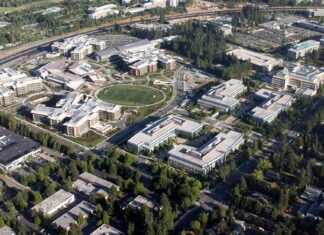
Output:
288 40 320 59
198 79 247 112
0 127 41 171
51 35 106 59
127 195 160 211
32 189 75 217
5 68 42 93
250 89 295 124
208 17 233 36
272 63 324 95
0 86 15 106
31 93 121 137
226 47 283 72
127 115 203 154
168 130 244 174
297 21 324 33
88 4 119 19
129 60 158 76
0 67 43 98
158 55 177 70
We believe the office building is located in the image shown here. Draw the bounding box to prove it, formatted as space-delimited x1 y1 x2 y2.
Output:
297 21 324 33
79 172 120 191
95 39 157 62
35 60 85 90
288 40 320 59
129 60 158 76
0 127 40 171
52 201 96 231
158 54 177 70
168 130 244 174
51 35 106 58
306 9 324 17
88 4 119 19
0 68 43 98
0 225 15 235
72 179 109 199
226 47 283 72
250 89 295 124
32 189 75 217
143 0 166 9
0 86 15 106
31 93 121 137
91 224 123 235
272 63 324 95
127 115 203 154
208 17 233 36
198 79 246 112
128 195 160 211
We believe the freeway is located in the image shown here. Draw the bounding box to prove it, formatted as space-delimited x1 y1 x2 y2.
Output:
0 6 322 66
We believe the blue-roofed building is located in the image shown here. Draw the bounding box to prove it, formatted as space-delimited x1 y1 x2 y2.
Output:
288 40 320 59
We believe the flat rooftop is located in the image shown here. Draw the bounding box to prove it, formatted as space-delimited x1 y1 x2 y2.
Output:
79 172 119 191
32 189 75 215
289 40 320 52
127 115 203 149
169 131 244 168
52 201 96 230
0 127 40 166
251 89 294 122
90 224 123 235
0 225 15 235
199 79 246 108
128 195 157 210
226 47 282 67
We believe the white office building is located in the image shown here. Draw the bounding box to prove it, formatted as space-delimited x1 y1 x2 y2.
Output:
198 79 246 112
127 115 203 153
288 40 320 59
31 189 75 217
168 131 244 174
272 63 324 95
226 47 283 72
88 4 119 19
250 89 295 124
32 92 121 137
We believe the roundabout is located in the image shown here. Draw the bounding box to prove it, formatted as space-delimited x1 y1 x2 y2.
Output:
96 84 165 107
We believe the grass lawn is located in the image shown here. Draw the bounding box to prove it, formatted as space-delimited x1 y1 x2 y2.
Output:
0 0 63 14
69 131 105 148
97 84 165 106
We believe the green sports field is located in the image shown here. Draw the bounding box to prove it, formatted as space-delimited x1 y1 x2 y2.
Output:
97 84 165 106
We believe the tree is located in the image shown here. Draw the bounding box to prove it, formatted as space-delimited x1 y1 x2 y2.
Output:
102 211 110 224
218 218 227 233
139 206 155 235
199 212 208 228
16 191 28 210
6 200 16 215
34 215 42 225
33 191 43 205
190 220 201 232
127 222 135 235
316 221 324 235
77 213 85 225
0 216 4 227
38 167 45 181
158 194 174 232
